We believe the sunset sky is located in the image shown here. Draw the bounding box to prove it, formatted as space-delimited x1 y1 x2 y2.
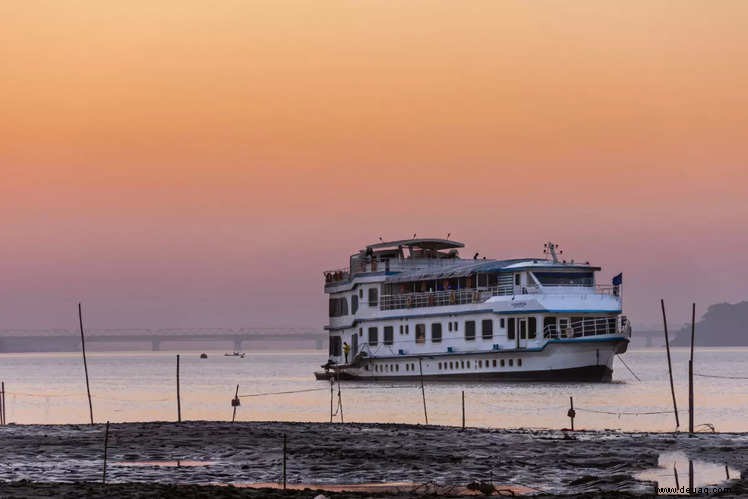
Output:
1 1 747 330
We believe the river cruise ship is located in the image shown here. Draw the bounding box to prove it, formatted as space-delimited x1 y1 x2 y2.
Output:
317 238 630 382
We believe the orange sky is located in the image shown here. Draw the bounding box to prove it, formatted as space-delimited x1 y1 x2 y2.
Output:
1 1 747 329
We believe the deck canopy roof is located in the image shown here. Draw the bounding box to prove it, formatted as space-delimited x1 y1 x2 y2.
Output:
385 258 532 283
365 238 464 252
385 258 599 283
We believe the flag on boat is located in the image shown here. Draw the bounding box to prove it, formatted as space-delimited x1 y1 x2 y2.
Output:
612 273 623 286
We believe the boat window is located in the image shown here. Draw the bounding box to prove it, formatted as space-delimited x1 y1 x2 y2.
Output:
329 297 348 317
465 320 476 341
448 322 452 332
368 327 378 346
509 359 514 366
528 317 537 339
359 328 363 337
368 287 379 307
415 324 426 343
482 319 493 339
543 316 556 337
492 359 497 367
515 273 521 286
533 272 594 286
438 362 441 370
359 288 363 298
478 360 482 368
518 358 523 367
399 325 403 335
405 325 409 334
431 323 442 343
383 326 394 345
449 362 453 369
500 318 505 328
460 361 465 368
453 321 459 331
500 359 505 367
467 361 470 368
507 318 515 340
396 364 399 372
351 295 358 314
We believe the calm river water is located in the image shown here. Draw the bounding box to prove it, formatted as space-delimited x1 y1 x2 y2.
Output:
0 347 745 432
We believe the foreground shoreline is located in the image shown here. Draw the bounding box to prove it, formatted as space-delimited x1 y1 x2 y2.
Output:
1 421 746 497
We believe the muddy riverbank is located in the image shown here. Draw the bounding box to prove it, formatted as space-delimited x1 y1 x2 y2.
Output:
0 421 746 496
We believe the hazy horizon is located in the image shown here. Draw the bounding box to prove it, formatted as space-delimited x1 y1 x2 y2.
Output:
2 1 747 331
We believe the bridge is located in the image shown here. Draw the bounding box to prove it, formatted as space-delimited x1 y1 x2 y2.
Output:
0 328 326 353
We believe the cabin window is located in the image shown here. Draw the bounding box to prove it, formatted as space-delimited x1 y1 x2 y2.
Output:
448 322 452 332
351 295 359 314
492 359 497 367
460 361 465 368
415 323 426 343
467 361 470 368
507 318 516 340
329 336 342 356
383 326 394 345
359 327 363 337
533 271 594 286
453 321 459 331
478 360 482 368
359 289 363 298
515 273 521 286
465 320 476 341
528 317 537 339
368 327 378 346
500 359 505 367
431 323 442 343
368 287 379 307
509 359 514 366
328 297 348 317
482 319 493 339
500 318 505 328
405 325 409 334
518 358 523 367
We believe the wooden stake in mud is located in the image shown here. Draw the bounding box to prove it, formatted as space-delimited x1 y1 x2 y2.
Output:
661 299 679 429
689 302 696 435
282 433 287 489
102 421 110 484
673 461 680 490
567 396 576 431
689 459 694 492
176 354 182 423
418 357 428 425
329 377 334 423
231 384 240 423
0 381 5 425
461 390 465 430
78 303 94 425
336 370 344 424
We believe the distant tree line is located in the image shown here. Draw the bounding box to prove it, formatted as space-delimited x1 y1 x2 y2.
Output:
671 301 748 346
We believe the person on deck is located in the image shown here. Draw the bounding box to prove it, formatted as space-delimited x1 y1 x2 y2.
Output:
343 341 351 364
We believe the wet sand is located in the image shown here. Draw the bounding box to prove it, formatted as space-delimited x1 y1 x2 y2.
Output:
0 421 746 497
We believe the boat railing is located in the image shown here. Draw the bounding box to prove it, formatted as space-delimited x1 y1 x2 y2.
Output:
323 268 350 284
543 315 629 339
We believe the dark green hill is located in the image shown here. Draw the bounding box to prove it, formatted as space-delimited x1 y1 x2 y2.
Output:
671 301 748 346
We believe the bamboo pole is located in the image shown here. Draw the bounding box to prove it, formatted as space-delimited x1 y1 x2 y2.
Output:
336 371 344 423
689 302 695 435
78 303 94 425
231 384 240 423
673 461 680 490
176 355 182 423
418 357 428 425
461 390 465 430
568 396 576 431
282 433 287 489
0 381 4 425
660 299 679 429
102 421 110 484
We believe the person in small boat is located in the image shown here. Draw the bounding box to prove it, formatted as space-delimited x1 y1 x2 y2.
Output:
343 341 351 363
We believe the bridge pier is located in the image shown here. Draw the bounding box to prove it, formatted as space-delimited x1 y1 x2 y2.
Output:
152 339 161 351
233 338 243 351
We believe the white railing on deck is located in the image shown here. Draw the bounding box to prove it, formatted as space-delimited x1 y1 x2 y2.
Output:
543 315 629 339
